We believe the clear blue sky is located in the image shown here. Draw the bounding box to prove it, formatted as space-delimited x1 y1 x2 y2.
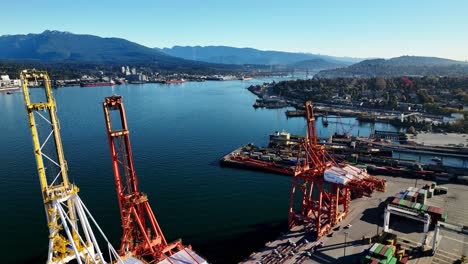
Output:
2 0 468 60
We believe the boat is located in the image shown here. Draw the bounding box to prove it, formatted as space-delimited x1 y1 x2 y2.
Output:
164 79 186 84
0 86 20 92
240 76 254 81
80 80 115 87
322 116 329 126
115 79 126 85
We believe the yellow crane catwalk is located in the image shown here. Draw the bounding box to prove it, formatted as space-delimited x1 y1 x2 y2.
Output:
20 69 121 264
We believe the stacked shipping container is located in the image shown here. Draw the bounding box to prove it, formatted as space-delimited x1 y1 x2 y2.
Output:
389 184 447 223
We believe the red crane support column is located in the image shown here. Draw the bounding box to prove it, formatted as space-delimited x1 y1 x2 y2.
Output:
103 95 184 262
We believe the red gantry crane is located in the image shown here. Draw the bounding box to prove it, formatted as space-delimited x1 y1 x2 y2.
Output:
103 95 206 264
289 101 386 239
334 112 357 139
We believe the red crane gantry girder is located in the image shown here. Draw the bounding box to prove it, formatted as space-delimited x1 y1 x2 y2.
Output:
103 95 186 263
288 101 386 239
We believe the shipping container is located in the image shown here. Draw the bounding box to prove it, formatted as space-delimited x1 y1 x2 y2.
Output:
414 203 422 210
384 247 394 258
375 244 383 255
442 213 447 222
378 245 387 256
369 243 379 253
427 206 437 213
431 206 443 215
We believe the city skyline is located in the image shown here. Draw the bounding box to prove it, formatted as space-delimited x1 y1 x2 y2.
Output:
1 0 467 61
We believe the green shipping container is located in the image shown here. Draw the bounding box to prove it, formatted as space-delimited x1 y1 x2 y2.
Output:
411 202 417 208
375 244 384 255
388 257 397 264
414 203 421 210
399 199 406 206
384 247 394 258
442 213 448 222
421 204 428 211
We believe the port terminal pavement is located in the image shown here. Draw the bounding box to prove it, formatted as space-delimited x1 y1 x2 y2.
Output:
241 175 468 264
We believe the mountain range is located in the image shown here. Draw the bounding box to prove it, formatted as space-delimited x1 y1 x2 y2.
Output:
0 30 241 71
1 30 468 77
158 45 360 68
0 30 349 71
316 56 468 78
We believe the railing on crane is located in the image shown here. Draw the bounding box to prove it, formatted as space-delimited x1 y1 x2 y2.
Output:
21 69 121 264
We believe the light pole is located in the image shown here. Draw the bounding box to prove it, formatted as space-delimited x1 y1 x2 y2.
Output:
344 232 349 260
376 198 383 236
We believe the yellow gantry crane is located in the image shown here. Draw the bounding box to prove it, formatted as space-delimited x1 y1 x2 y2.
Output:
20 69 122 264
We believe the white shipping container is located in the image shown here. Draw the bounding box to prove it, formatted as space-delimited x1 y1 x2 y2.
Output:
324 167 350 185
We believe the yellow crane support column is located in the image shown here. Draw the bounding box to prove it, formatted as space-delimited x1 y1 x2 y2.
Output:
20 69 122 264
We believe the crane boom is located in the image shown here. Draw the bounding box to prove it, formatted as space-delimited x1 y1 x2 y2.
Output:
21 69 121 264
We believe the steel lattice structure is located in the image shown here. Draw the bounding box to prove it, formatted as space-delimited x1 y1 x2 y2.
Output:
288 101 386 239
20 69 122 264
103 95 197 263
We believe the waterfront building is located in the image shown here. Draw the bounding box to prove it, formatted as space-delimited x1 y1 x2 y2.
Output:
0 75 21 90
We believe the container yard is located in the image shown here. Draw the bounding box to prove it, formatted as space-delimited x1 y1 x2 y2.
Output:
234 101 468 264
242 175 468 264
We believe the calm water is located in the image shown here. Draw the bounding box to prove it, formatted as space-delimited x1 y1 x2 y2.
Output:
1 78 400 263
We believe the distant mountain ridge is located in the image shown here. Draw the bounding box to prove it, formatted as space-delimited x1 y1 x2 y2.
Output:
288 58 346 71
0 30 236 71
2 31 467 77
159 45 361 69
316 56 468 78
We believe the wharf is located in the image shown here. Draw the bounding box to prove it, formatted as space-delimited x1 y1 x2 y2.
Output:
365 139 468 159
285 110 323 118
219 146 295 176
